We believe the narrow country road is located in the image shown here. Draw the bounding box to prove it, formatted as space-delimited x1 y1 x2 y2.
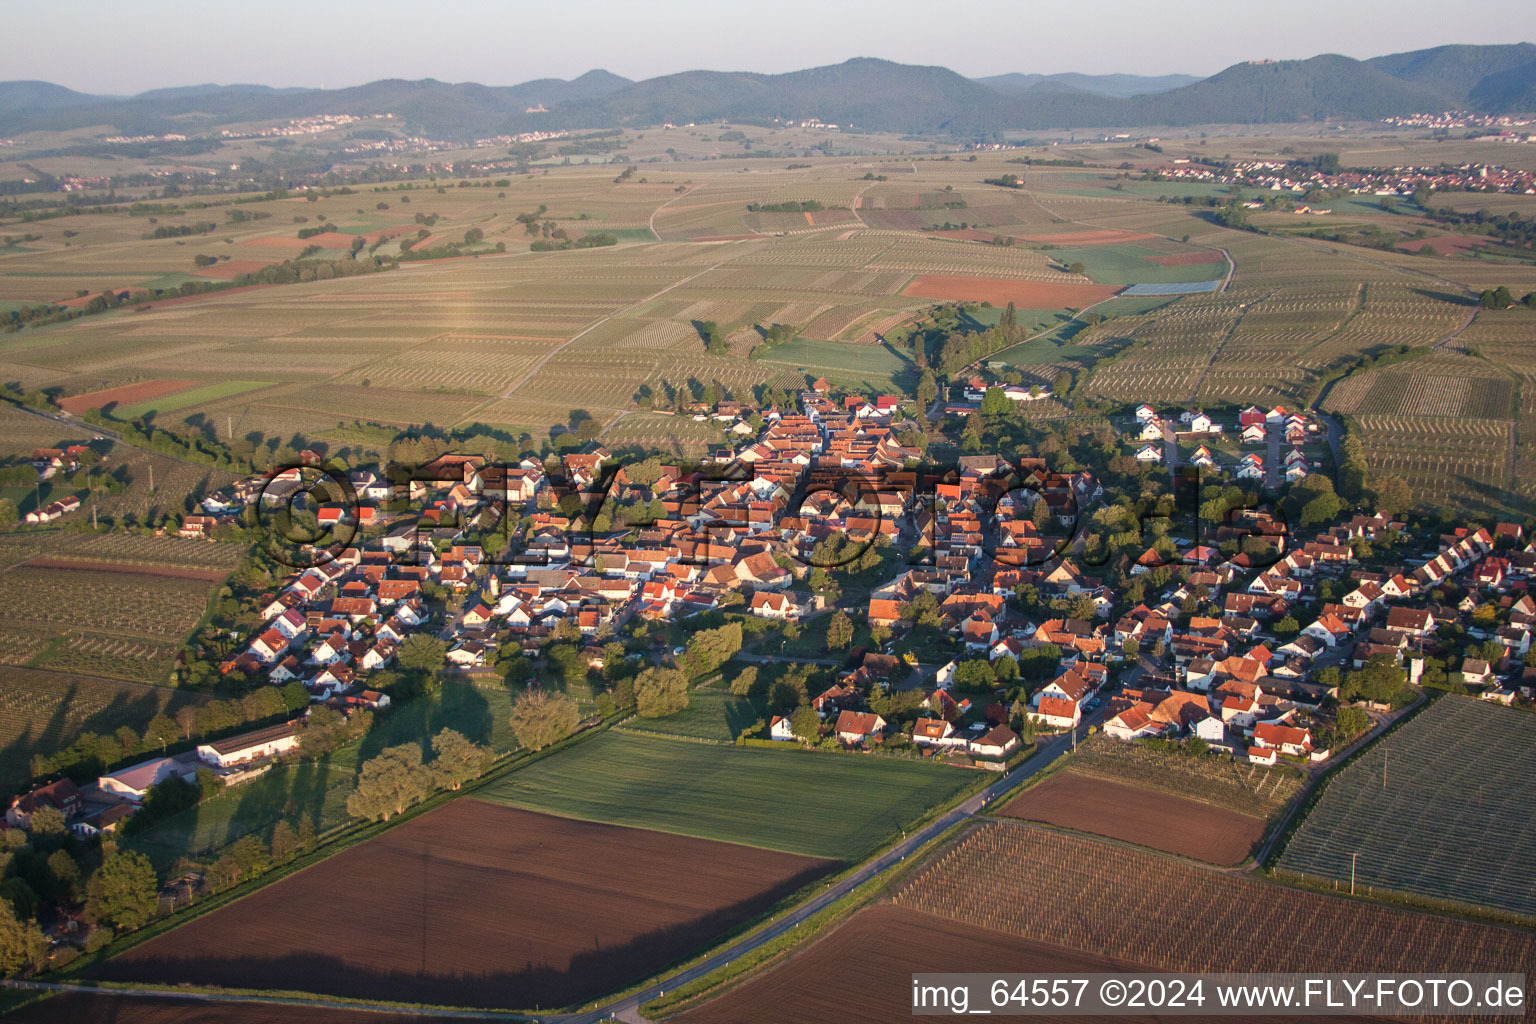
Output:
556 714 1103 1024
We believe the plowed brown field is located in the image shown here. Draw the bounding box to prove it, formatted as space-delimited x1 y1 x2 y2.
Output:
93 800 834 1010
57 380 196 414
999 772 1264 865
673 904 1384 1024
6 994 463 1024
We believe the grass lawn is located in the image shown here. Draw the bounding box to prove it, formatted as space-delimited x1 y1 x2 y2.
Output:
125 680 518 870
619 689 767 743
125 758 355 871
118 380 273 419
474 730 973 860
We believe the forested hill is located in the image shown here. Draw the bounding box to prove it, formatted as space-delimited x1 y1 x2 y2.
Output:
3 43 1534 140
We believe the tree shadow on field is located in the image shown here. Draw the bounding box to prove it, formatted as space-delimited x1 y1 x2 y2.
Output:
87 857 836 1010
1410 286 1477 307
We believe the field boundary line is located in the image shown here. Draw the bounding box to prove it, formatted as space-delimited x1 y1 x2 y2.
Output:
0 980 534 1021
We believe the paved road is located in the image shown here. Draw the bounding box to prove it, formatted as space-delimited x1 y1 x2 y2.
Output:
557 720 1099 1024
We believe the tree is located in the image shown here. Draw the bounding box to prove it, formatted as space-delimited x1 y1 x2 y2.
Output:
1067 261 1086 275
1340 654 1407 704
1030 498 1052 530
825 611 854 651
729 666 759 696
1186 735 1209 756
86 850 158 932
142 714 179 753
980 387 1010 417
1274 615 1300 635
1372 475 1413 515
508 688 579 750
916 369 938 409
396 634 448 673
684 622 742 679
907 589 942 627
1336 705 1370 740
953 659 995 689
430 728 493 790
0 902 47 976
1479 285 1515 309
269 821 298 864
43 849 81 904
790 705 820 743
0 499 16 533
635 666 689 718
347 744 432 821
27 805 65 839
1300 492 1342 527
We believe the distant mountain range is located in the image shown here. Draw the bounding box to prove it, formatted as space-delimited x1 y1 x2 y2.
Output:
2 43 1533 141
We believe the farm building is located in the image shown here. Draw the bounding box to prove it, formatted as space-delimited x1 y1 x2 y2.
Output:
196 721 302 768
98 756 198 803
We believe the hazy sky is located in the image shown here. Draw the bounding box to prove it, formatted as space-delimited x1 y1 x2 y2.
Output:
15 0 1536 94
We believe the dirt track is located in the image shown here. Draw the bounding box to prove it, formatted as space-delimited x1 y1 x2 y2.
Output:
998 771 1264 866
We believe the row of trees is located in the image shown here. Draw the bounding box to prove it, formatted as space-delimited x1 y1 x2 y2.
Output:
346 728 495 822
28 681 313 783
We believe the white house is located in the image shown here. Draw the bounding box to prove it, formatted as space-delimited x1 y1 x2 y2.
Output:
768 715 796 741
1135 445 1163 463
969 724 1021 757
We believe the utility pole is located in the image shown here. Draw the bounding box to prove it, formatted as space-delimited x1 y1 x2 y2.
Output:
1383 749 1388 790
227 415 232 440
1350 851 1359 895
148 463 154 492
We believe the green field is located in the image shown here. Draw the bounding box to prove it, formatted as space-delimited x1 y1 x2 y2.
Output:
119 380 273 418
474 730 973 860
617 690 766 743
1046 245 1227 286
754 337 911 388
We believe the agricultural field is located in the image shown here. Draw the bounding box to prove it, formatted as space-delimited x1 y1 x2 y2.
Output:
3 144 1528 504
1277 697 1536 919
474 730 972 861
0 558 221 683
5 995 467 1024
0 667 208 791
615 690 766 744
1060 732 1304 818
1000 772 1265 865
893 822 1536 979
96 801 835 1010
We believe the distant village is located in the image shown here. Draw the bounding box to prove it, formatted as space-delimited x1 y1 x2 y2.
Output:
1156 157 1536 196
